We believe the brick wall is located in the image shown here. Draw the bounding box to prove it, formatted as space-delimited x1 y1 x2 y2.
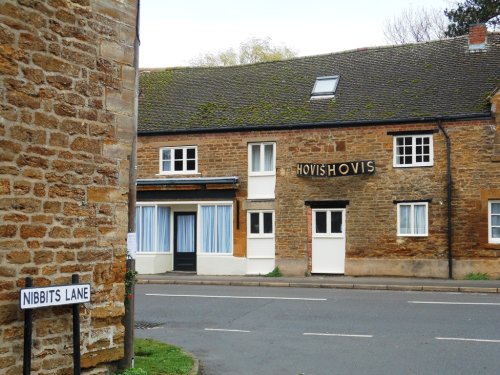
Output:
1 0 137 373
138 118 500 277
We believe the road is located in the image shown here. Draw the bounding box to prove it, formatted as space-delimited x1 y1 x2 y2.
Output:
135 284 500 375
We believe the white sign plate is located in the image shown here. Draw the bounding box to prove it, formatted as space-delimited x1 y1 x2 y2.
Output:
20 284 91 310
127 232 137 259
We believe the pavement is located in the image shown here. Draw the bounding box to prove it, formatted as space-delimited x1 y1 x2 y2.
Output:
137 272 500 293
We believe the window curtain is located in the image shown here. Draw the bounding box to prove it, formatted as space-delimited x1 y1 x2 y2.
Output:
217 206 231 253
264 144 274 171
135 207 141 251
201 206 216 253
176 215 195 253
141 206 155 252
157 207 170 252
251 145 261 172
399 205 411 235
414 205 426 234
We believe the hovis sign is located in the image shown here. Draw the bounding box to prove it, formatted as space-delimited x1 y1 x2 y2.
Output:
20 283 91 310
297 160 375 178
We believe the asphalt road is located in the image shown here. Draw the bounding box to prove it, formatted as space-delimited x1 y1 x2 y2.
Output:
135 284 500 375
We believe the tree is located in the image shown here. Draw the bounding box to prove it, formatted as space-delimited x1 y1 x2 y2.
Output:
444 0 500 37
190 37 297 67
384 7 448 44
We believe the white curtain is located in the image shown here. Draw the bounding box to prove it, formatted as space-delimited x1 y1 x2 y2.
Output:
141 206 154 252
399 205 411 235
217 206 232 253
414 205 426 234
177 215 195 253
157 207 170 252
251 145 261 172
135 207 141 251
201 206 216 253
264 144 274 171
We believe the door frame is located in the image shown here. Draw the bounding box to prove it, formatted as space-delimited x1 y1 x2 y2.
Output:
173 212 197 271
311 208 346 274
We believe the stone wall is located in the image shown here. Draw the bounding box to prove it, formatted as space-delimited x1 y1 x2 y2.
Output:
138 118 500 278
1 0 137 373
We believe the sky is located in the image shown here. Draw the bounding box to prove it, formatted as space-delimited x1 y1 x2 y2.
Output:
139 0 452 68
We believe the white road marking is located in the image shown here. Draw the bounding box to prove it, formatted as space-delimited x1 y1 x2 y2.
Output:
409 301 500 306
436 337 500 343
205 328 251 333
146 293 326 301
303 333 373 338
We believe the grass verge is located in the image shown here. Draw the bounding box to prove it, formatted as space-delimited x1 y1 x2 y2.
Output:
464 272 491 280
119 338 194 375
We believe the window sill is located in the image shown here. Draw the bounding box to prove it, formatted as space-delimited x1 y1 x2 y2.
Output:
198 253 234 256
393 164 434 168
248 235 275 239
156 172 201 176
397 234 428 237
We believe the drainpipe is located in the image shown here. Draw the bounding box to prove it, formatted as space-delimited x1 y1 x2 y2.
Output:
437 118 453 279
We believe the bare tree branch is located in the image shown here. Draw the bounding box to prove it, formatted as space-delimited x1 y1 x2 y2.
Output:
384 7 448 45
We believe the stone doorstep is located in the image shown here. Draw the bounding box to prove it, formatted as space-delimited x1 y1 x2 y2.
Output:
138 278 499 293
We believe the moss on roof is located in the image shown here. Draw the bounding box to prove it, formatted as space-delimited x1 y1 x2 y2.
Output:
139 34 500 133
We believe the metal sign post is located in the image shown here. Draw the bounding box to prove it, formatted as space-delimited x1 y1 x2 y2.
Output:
21 274 91 375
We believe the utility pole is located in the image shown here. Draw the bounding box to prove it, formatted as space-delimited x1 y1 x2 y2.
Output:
122 0 140 369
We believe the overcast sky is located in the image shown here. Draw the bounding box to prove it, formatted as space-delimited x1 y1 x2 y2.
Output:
139 0 452 68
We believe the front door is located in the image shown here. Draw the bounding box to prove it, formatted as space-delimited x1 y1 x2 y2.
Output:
174 212 196 271
312 208 346 274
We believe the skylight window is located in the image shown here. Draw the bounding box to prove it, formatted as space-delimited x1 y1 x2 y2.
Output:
311 75 339 99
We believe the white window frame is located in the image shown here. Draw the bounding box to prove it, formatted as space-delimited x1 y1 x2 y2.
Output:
159 146 198 175
248 142 276 176
312 209 345 238
397 202 428 237
393 135 434 168
199 204 234 255
247 210 275 238
488 200 500 244
135 204 172 253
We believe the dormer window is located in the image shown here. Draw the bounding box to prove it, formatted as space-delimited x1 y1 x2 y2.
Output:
311 75 339 99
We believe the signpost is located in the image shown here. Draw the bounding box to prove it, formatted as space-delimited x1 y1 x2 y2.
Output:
20 275 90 375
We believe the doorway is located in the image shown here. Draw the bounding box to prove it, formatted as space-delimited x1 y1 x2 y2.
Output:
311 208 346 273
174 212 196 271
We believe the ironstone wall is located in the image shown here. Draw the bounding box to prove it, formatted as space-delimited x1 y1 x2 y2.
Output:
0 0 137 373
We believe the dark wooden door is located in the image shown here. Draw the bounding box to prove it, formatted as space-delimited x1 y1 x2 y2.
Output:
174 212 196 271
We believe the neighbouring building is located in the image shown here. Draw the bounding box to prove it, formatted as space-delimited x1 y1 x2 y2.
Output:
136 25 500 279
1 0 137 373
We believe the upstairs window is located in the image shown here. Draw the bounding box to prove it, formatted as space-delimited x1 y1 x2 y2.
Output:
160 146 197 174
393 135 433 167
489 201 500 244
249 143 275 175
311 76 339 99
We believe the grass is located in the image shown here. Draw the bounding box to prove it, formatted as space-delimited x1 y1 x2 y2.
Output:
118 338 194 375
265 266 283 277
464 272 491 280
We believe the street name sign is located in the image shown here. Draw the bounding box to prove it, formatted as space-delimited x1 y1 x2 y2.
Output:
20 284 91 310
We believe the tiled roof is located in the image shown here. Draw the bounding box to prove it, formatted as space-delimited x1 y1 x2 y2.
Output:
138 34 500 133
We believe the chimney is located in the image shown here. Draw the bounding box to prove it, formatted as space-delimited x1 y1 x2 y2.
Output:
468 23 487 52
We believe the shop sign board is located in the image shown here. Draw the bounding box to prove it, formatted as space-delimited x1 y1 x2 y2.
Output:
297 160 375 178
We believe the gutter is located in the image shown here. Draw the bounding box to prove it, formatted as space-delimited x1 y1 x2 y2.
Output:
137 176 239 186
437 118 453 279
137 113 491 136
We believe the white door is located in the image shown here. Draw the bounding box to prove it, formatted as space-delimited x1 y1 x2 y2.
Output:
312 209 346 274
